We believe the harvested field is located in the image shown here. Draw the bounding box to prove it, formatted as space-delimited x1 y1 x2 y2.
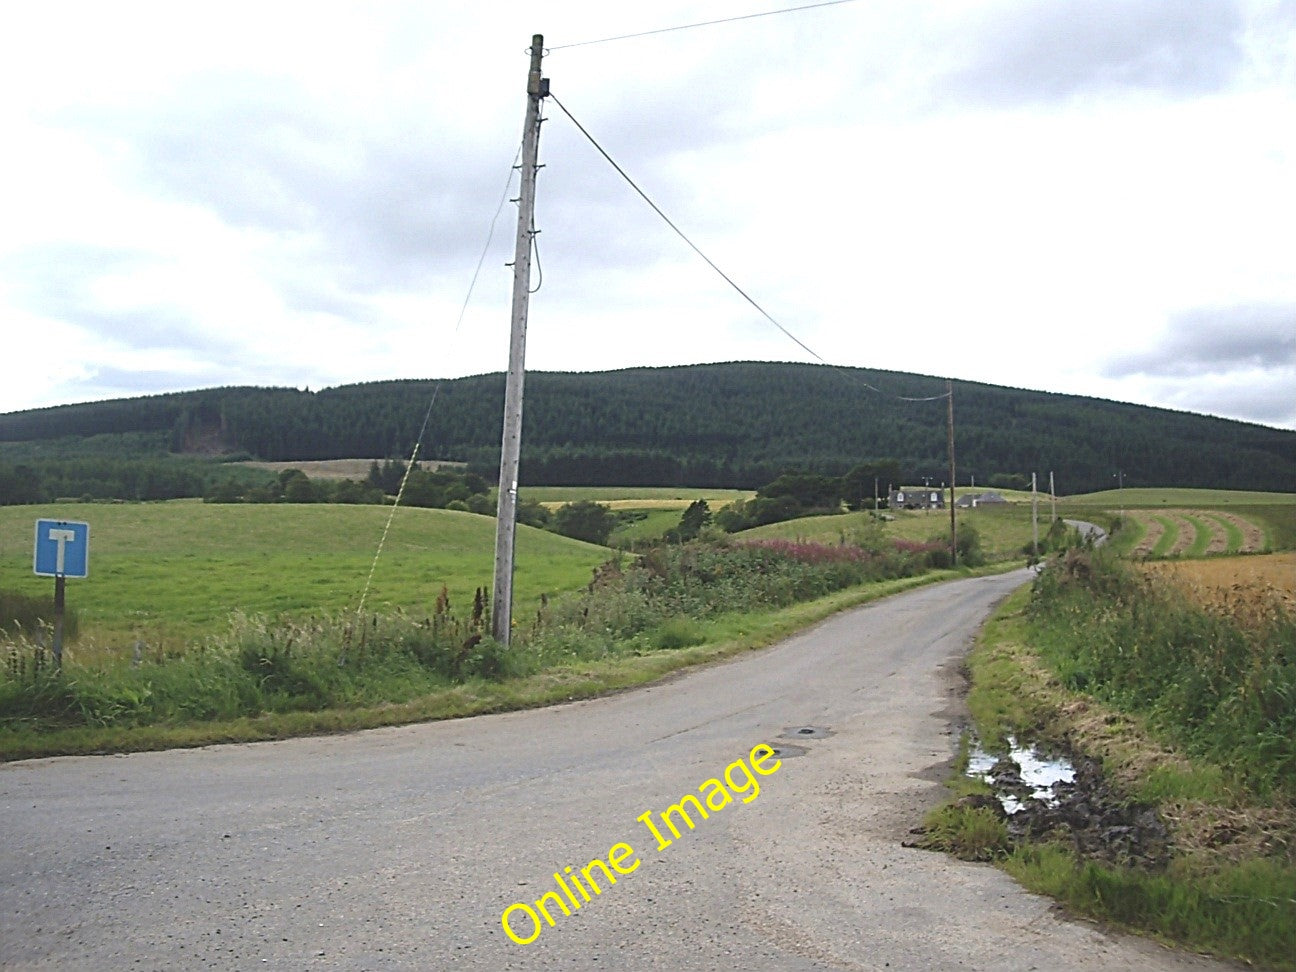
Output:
1201 514 1230 554
1166 513 1196 556
1130 513 1165 557
233 458 465 479
1210 511 1267 552
1129 509 1265 558
1144 552 1296 616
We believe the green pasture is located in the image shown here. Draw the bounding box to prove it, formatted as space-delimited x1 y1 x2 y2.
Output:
1065 487 1296 507
0 502 609 648
1252 504 1296 550
519 486 751 507
609 509 686 545
741 502 1053 562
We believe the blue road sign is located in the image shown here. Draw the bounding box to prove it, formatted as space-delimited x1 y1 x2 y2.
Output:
34 519 90 578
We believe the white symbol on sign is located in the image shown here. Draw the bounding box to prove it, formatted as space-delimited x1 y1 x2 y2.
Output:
47 528 77 574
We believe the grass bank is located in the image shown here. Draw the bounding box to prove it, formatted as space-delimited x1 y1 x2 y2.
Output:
0 502 609 647
927 552 1296 969
2 535 1011 761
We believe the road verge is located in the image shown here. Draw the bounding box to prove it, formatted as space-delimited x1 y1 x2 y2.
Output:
914 561 1296 970
2 564 1021 762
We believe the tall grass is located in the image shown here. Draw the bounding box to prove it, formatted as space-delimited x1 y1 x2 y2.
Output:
0 590 508 731
1 589 79 642
1 537 938 737
1028 548 1296 797
1007 846 1296 971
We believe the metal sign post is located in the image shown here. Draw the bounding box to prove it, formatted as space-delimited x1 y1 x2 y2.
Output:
33 519 90 668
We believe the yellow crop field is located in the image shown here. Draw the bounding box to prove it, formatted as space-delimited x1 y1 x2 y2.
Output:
1144 552 1296 616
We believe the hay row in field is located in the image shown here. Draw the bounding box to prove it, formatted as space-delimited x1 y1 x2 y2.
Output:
1128 509 1264 558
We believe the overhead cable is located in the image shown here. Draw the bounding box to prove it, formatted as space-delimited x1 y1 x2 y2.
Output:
549 0 861 51
549 93 949 404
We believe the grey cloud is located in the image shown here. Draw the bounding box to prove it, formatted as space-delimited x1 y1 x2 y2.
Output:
1105 303 1296 378
939 0 1245 106
78 72 524 295
2 243 234 354
1154 372 1296 427
79 367 219 396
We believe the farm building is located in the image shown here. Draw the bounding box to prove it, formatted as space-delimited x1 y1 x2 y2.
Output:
889 487 945 510
955 491 1008 509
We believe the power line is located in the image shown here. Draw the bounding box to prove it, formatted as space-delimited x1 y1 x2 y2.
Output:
354 142 523 620
549 92 950 404
549 0 861 51
550 92 824 365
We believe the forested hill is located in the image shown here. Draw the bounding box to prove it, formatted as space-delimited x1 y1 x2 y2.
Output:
1 362 1293 493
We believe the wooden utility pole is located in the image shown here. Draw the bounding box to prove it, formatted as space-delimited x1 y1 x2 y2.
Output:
1031 472 1039 559
492 34 547 646
946 379 957 566
1049 470 1057 523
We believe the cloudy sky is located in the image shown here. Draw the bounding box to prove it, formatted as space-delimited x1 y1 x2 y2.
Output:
2 0 1293 428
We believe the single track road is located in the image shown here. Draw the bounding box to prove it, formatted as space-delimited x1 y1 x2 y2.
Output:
0 570 1233 970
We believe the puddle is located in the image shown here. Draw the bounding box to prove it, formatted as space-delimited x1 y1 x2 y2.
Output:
935 733 1170 868
966 735 1075 815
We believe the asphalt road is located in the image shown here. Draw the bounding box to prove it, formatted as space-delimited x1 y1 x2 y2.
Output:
1 570 1231 971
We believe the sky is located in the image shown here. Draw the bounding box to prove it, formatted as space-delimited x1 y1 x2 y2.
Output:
1 0 1294 429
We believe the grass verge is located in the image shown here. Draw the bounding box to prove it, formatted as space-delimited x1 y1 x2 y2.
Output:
0 562 1016 762
919 563 1296 970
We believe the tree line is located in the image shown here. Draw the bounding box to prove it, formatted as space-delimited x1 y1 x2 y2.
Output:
2 362 1293 495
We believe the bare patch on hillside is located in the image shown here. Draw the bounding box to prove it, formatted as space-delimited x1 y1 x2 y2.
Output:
233 459 466 480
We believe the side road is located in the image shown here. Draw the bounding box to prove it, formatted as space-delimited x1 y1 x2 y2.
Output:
0 570 1232 970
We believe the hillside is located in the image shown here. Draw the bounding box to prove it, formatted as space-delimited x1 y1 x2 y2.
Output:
1 362 1293 495
0 502 609 644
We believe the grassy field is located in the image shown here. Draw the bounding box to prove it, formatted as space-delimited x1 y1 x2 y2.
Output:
1065 487 1296 507
610 508 687 545
232 458 465 479
0 501 608 649
741 503 1049 563
520 486 751 508
733 487 1295 564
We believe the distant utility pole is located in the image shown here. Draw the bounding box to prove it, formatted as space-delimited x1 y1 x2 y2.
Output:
946 379 957 566
1031 472 1039 559
492 35 547 646
1049 470 1057 523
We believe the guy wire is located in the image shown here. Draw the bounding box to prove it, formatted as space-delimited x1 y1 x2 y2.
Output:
354 142 525 621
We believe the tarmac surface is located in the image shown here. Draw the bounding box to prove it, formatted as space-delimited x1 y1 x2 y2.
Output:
0 569 1234 970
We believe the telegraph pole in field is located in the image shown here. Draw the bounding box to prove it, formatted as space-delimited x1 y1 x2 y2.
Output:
492 35 547 646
